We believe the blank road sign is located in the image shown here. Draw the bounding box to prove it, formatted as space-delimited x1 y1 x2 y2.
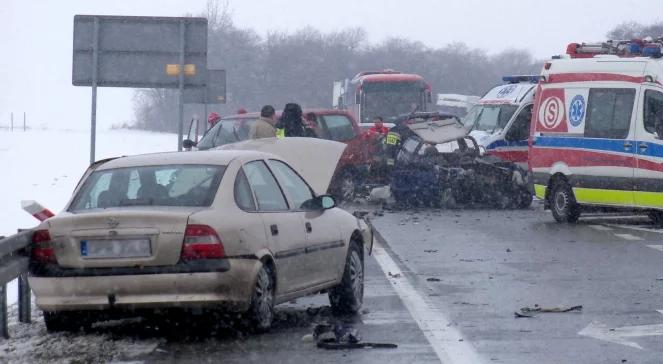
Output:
183 69 227 104
72 15 208 88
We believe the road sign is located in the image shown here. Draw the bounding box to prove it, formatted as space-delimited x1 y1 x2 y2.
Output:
73 15 207 88
72 15 208 162
183 69 227 104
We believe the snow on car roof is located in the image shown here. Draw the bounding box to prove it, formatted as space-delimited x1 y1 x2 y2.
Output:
96 149 274 170
407 118 470 144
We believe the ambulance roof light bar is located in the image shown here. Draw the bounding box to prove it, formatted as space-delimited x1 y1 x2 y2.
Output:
502 75 542 84
566 37 663 59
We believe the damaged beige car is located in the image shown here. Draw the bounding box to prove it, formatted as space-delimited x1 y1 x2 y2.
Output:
29 138 371 332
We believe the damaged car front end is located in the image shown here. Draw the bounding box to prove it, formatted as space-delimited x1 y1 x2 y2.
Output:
390 117 533 208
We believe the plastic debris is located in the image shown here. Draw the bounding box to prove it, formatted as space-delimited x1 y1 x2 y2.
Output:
312 323 397 350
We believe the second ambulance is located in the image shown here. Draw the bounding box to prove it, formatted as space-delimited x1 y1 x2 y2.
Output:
530 39 663 223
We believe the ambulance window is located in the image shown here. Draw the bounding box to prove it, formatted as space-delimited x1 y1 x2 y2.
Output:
643 90 663 135
585 89 635 139
506 105 533 141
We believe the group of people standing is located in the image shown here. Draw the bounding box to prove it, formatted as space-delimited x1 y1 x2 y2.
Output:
207 103 316 140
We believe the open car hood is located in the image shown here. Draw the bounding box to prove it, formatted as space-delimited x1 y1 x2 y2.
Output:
407 118 470 144
216 137 347 196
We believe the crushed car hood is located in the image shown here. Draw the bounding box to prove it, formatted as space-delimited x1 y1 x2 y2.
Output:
216 137 347 196
407 118 471 144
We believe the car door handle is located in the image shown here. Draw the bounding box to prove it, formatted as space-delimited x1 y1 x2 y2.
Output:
270 224 278 236
639 143 648 150
305 222 312 233
623 142 632 149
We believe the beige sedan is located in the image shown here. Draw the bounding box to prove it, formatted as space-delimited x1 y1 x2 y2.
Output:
29 138 371 332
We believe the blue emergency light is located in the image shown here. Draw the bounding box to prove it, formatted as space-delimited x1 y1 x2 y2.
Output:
502 75 541 84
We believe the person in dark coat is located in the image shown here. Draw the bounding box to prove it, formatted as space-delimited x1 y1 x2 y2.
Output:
276 103 306 137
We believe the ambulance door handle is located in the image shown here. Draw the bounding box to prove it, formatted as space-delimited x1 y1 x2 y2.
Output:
623 142 632 149
639 143 648 150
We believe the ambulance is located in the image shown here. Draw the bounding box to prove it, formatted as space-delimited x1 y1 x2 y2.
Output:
530 39 663 223
465 76 538 168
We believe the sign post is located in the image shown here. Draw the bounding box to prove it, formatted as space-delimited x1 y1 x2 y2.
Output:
72 15 208 162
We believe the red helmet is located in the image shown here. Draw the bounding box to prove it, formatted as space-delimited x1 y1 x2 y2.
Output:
208 112 221 124
237 108 248 114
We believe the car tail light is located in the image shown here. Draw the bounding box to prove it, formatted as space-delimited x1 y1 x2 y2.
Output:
32 229 56 263
181 224 225 260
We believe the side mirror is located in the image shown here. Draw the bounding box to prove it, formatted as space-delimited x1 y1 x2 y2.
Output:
301 195 336 210
182 139 197 149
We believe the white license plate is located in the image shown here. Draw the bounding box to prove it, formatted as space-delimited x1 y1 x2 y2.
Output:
80 238 151 259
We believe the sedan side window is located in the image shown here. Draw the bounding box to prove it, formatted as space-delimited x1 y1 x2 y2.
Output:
243 161 289 211
234 169 257 211
267 160 314 209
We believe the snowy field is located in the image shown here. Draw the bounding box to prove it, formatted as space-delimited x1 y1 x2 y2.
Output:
0 128 177 363
0 128 177 305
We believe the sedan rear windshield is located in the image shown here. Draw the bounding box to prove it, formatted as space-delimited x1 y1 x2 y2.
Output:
69 164 225 211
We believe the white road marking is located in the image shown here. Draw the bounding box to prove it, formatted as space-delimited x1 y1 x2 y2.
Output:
371 239 484 364
588 225 613 231
579 310 663 350
646 245 663 252
613 233 644 241
579 321 663 350
604 224 663 234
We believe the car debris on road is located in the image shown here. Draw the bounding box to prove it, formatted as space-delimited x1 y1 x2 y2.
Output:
515 305 583 318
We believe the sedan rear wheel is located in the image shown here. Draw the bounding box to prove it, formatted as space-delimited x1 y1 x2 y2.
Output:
247 264 275 332
329 241 363 314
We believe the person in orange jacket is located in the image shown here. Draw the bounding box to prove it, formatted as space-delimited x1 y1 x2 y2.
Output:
368 116 390 136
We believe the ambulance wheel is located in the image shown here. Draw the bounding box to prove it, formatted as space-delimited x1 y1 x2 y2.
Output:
647 211 663 225
550 181 580 223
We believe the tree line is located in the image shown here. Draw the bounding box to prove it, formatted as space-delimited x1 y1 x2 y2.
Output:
132 3 661 132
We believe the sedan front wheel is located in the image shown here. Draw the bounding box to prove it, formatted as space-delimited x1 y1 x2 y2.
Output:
329 241 363 314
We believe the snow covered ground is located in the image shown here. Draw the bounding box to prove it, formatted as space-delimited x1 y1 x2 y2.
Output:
0 128 176 363
0 128 176 305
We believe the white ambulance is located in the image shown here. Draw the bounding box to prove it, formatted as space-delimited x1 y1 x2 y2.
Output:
530 39 663 223
464 76 538 168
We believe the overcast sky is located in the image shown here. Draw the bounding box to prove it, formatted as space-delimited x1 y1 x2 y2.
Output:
1 0 661 131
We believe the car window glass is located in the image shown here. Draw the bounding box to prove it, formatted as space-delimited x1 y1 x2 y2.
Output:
243 161 289 211
585 88 635 139
506 104 533 141
320 115 356 141
197 123 222 150
267 160 313 209
402 137 420 153
69 165 225 210
643 89 663 135
234 169 256 211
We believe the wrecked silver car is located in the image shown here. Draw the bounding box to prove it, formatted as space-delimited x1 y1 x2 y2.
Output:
389 117 533 208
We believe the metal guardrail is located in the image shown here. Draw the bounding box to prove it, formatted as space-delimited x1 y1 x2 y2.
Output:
0 230 33 339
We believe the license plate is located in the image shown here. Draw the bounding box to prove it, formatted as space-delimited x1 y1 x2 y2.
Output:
80 238 151 259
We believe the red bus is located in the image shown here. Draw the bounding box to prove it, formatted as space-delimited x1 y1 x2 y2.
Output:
332 69 433 129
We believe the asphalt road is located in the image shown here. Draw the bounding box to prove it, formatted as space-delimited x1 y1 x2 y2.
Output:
3 202 662 364
371 201 663 364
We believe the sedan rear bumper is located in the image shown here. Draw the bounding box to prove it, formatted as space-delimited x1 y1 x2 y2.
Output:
29 258 261 312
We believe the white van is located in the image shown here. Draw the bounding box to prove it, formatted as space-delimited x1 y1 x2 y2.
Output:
530 40 663 223
464 76 538 168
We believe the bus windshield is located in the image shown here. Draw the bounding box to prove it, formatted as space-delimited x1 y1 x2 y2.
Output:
462 104 518 133
361 82 424 123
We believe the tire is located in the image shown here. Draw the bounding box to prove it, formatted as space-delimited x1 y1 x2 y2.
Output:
43 311 92 332
329 241 364 314
550 180 581 223
648 211 663 225
247 264 275 332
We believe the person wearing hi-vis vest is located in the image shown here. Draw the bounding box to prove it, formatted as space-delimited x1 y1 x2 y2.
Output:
275 103 305 138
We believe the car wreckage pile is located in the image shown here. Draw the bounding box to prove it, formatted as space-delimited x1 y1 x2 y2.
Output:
364 113 533 209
